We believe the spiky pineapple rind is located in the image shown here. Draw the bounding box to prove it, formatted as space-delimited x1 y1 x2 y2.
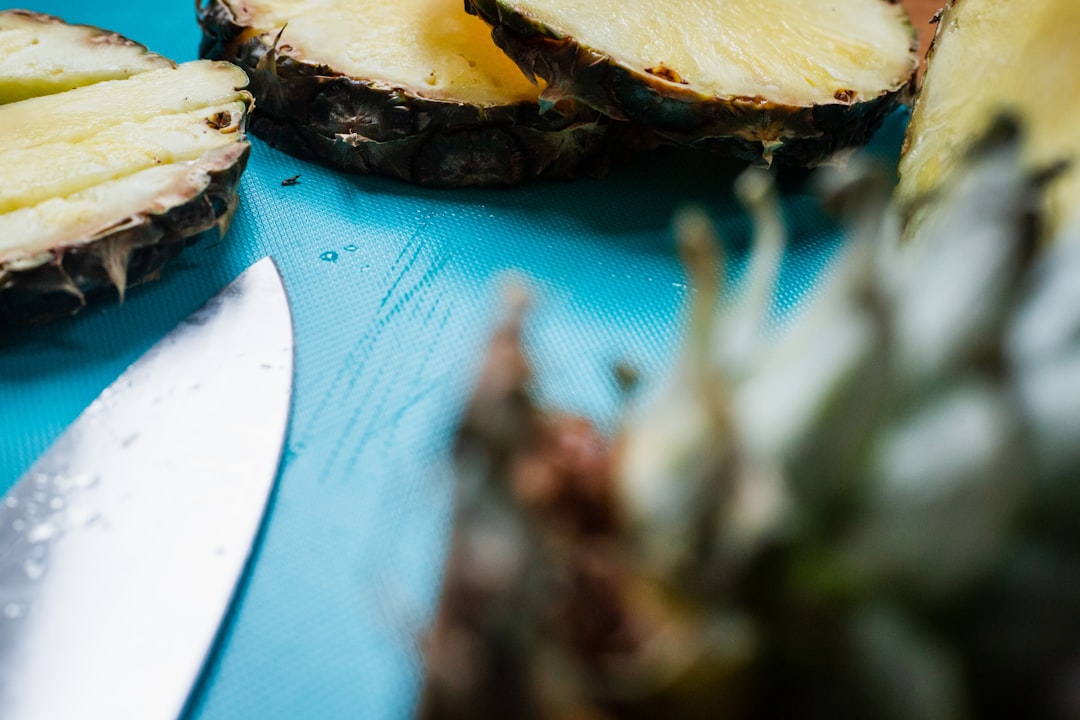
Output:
464 0 916 166
197 0 610 187
0 142 250 326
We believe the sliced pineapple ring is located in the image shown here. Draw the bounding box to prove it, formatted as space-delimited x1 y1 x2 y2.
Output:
897 0 1080 241
0 12 252 326
0 10 172 104
197 0 608 187
465 0 918 165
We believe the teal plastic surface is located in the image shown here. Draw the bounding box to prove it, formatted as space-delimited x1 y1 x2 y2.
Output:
0 4 908 717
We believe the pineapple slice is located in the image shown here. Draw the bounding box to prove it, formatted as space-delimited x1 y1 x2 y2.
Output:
0 10 172 104
197 0 607 187
0 12 252 326
465 0 918 165
896 0 1080 241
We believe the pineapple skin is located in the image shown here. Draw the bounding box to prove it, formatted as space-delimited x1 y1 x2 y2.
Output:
464 0 917 167
197 0 610 187
0 142 250 326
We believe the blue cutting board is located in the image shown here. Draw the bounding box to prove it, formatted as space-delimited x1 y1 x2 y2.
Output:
0 3 908 717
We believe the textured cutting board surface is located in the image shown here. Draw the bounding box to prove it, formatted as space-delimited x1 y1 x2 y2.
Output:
0 3 927 717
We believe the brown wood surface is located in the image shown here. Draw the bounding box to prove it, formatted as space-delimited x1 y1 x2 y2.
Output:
903 0 946 66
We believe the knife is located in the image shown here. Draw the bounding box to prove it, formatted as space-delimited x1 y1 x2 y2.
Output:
0 257 294 720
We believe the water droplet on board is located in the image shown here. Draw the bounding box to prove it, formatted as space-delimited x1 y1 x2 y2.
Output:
320 250 339 263
54 473 98 493
3 496 16 509
344 244 358 252
28 522 58 544
23 558 45 581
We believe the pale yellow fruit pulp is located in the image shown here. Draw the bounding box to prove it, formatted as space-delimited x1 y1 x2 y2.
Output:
898 0 1080 238
227 0 541 106
0 60 249 263
0 11 172 104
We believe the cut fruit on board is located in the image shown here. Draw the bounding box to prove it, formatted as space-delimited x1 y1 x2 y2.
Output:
0 9 172 104
464 0 919 166
897 0 1080 242
0 11 252 327
196 0 609 187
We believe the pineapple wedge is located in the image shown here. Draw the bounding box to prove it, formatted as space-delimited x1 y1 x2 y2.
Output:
0 12 252 326
896 0 1080 241
464 0 918 166
197 0 607 187
0 9 172 104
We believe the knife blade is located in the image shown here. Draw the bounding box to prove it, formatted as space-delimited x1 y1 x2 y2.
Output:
0 257 294 720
